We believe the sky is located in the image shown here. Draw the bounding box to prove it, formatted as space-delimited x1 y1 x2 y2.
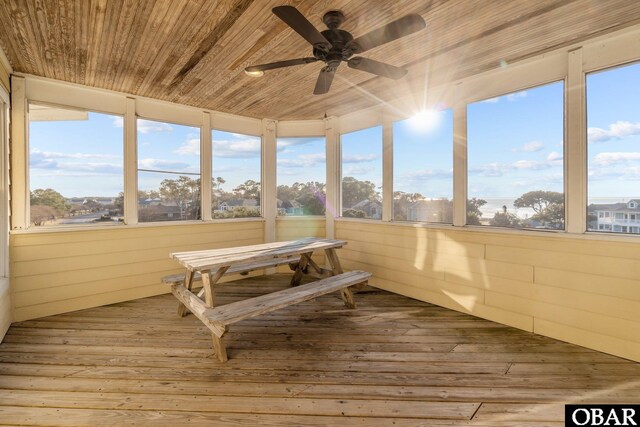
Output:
341 126 383 191
393 110 453 199
467 81 565 200
277 137 325 186
28 61 640 203
587 61 640 201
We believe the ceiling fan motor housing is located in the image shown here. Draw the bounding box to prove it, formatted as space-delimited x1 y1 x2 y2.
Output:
312 10 356 65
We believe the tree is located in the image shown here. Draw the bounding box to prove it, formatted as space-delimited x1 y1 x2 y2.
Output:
490 205 521 227
514 190 564 227
393 191 425 220
30 205 57 226
30 188 70 215
232 180 260 201
466 198 487 225
159 176 201 220
342 208 366 218
342 177 378 209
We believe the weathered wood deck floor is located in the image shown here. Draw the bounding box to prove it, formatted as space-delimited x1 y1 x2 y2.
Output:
0 274 638 426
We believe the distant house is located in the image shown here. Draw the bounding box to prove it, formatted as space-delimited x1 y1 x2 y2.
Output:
277 199 304 216
589 199 640 233
218 199 259 212
350 199 382 219
407 199 450 222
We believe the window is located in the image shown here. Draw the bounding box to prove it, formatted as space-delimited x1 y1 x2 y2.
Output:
137 118 200 222
211 130 261 219
587 62 640 234
467 81 565 229
341 126 383 219
277 137 326 216
393 110 453 223
29 104 124 227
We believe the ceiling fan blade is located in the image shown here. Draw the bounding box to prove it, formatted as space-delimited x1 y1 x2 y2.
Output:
348 57 407 79
313 66 337 95
272 6 332 51
245 57 318 73
346 14 426 54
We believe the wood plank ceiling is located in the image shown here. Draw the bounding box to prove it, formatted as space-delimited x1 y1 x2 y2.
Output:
1 0 640 120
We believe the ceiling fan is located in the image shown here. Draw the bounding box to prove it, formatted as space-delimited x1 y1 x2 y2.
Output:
245 6 427 95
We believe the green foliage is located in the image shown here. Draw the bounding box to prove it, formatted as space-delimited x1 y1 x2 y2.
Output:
212 206 261 219
466 198 487 225
393 191 425 220
490 205 521 227
514 190 564 228
342 208 366 218
342 177 379 209
30 188 71 215
277 181 326 216
232 179 260 201
159 176 201 220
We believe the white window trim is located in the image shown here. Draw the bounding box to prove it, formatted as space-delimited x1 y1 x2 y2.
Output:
0 85 9 278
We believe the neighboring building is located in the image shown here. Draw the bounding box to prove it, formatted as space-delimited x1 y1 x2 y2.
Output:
217 199 259 213
589 199 640 233
407 199 450 222
277 199 304 216
350 199 382 219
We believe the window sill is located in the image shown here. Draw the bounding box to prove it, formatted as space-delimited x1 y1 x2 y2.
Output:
10 217 265 234
334 217 640 243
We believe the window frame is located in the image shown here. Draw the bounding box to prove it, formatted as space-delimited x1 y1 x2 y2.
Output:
211 128 264 220
26 100 126 229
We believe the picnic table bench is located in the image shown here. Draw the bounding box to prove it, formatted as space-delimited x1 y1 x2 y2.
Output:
164 238 370 362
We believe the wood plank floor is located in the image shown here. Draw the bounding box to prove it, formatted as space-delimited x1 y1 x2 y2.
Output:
0 274 638 426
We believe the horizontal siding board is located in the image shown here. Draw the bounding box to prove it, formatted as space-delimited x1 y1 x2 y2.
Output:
486 245 640 280
10 221 264 247
10 225 265 321
533 318 640 362
535 267 640 302
335 221 640 361
11 229 264 261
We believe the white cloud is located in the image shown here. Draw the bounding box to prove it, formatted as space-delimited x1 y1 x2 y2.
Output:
342 154 378 163
520 141 544 152
588 121 640 143
512 160 552 170
404 169 453 180
547 151 563 162
506 90 527 101
344 166 373 176
30 148 120 161
138 158 193 171
138 119 173 134
213 138 261 158
175 138 200 156
277 153 326 168
481 91 527 104
112 117 174 133
469 162 510 177
592 151 640 166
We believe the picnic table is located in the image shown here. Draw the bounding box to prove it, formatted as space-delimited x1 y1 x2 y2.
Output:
164 237 370 362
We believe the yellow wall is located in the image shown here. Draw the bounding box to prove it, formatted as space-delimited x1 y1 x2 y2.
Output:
276 217 326 269
0 59 9 93
0 58 9 339
10 221 264 321
336 220 640 362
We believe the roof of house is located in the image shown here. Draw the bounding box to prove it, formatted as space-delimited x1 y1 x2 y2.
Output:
589 199 640 212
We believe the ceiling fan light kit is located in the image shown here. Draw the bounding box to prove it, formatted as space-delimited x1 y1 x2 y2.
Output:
245 6 426 94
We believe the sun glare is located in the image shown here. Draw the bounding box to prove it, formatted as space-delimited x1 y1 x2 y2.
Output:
408 109 441 133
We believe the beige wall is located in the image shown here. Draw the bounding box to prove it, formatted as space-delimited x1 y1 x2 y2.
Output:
276 217 326 269
10 220 264 321
336 220 640 362
0 60 9 93
0 59 9 340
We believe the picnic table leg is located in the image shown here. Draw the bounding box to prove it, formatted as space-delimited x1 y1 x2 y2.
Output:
201 266 230 361
177 269 194 317
325 248 356 309
290 252 312 287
